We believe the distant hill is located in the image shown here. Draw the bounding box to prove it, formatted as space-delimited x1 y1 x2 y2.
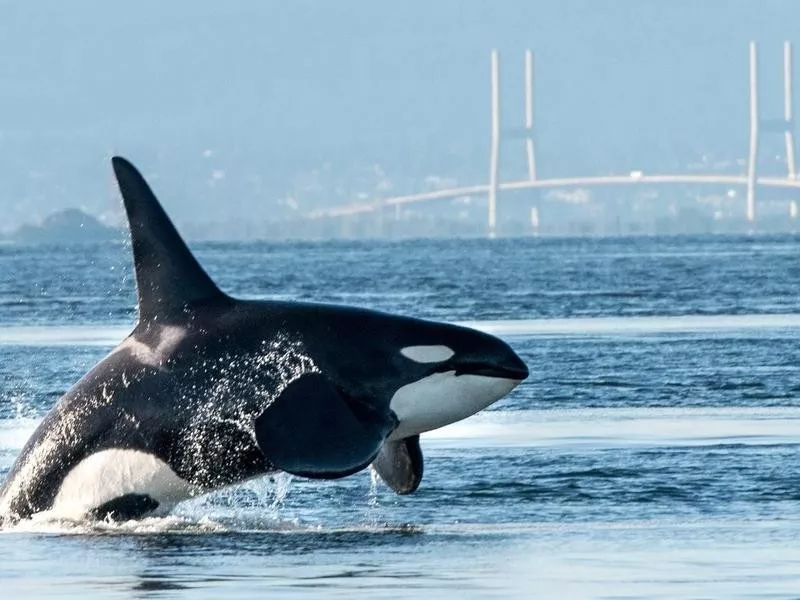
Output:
5 209 123 244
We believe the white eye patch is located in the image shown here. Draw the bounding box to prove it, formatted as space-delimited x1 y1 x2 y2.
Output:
400 345 455 364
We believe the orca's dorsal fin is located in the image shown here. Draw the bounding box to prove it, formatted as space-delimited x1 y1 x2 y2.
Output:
111 156 229 324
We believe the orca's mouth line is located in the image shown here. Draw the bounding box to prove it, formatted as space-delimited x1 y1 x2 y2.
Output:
451 363 529 380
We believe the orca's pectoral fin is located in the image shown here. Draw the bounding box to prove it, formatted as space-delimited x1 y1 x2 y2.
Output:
371 435 423 495
254 373 396 479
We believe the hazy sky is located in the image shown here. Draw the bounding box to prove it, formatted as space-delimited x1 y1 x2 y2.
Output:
0 1 796 226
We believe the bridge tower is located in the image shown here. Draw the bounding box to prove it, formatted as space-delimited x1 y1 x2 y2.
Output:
488 49 538 238
748 41 798 222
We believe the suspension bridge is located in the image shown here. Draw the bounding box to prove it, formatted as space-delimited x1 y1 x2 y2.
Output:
309 41 800 236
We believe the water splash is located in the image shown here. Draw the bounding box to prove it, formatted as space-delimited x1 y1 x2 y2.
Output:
272 472 294 510
172 471 298 530
166 334 320 490
361 466 383 528
1 333 318 523
368 466 381 508
8 391 33 421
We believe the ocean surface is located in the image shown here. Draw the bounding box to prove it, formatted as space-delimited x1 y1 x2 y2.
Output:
2 234 800 599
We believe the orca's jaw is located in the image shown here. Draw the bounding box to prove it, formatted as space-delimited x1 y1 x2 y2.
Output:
387 372 522 440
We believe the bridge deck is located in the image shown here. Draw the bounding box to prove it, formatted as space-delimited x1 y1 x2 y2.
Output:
310 175 800 218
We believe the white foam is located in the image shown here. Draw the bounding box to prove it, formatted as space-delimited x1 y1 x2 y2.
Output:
0 513 226 535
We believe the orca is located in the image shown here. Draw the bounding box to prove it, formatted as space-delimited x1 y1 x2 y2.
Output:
0 157 528 523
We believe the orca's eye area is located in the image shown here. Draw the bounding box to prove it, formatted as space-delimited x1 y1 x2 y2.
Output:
400 345 456 364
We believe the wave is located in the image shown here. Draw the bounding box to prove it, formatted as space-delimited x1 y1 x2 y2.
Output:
4 314 800 346
459 314 800 337
0 325 132 346
0 418 38 455
4 509 795 538
423 406 800 449
4 408 800 472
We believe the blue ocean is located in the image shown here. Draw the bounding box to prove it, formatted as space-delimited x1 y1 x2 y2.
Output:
3 235 800 598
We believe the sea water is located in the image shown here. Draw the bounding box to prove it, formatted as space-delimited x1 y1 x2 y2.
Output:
2 235 800 598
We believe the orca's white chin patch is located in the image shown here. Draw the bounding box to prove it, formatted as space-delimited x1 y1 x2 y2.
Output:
388 371 521 440
50 449 196 520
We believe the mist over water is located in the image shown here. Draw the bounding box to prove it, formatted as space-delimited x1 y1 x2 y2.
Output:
0 1 796 233
2 235 800 597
